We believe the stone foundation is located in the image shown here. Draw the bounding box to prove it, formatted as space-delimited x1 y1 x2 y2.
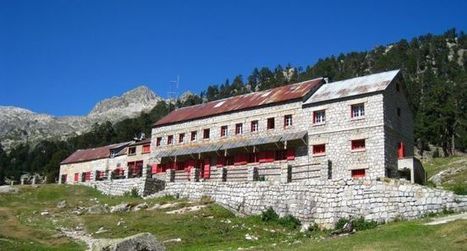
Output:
161 178 467 229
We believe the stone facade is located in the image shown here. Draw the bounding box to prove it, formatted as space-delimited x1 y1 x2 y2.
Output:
162 178 467 229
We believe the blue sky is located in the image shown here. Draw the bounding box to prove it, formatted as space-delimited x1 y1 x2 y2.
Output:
0 0 466 116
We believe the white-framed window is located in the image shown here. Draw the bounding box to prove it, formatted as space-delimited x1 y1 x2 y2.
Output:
235 123 243 135
313 110 326 124
251 120 259 132
351 103 365 118
284 114 293 127
221 126 228 137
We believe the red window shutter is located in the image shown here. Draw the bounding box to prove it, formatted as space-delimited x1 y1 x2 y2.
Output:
351 169 366 178
143 144 150 153
151 164 158 174
286 149 295 160
203 159 211 179
398 142 405 159
74 173 79 182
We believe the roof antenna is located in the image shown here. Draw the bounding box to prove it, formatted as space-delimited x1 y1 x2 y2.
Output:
168 75 180 105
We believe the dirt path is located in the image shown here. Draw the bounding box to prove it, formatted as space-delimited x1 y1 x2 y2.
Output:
424 212 467 225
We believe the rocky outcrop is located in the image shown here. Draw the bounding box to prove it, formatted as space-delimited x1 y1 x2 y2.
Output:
91 232 165 251
0 185 19 194
0 86 164 150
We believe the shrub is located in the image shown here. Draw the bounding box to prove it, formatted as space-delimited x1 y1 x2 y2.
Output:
260 207 301 230
307 223 321 232
351 217 378 231
278 215 301 229
449 184 467 195
200 195 214 204
334 218 350 230
261 207 279 222
123 187 139 198
335 217 377 231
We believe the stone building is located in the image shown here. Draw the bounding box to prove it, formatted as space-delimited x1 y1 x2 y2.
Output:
59 139 151 184
150 70 425 183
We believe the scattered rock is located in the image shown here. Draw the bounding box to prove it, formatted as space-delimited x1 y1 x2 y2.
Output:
87 204 109 215
57 200 67 208
132 202 149 212
40 211 49 216
92 232 165 251
162 238 181 243
159 203 179 209
0 185 19 194
244 233 258 241
166 205 206 214
117 220 125 226
110 203 131 213
95 227 108 234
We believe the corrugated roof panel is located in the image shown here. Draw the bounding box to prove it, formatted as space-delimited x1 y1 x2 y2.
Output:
61 142 131 164
154 78 323 127
280 131 307 141
304 70 399 105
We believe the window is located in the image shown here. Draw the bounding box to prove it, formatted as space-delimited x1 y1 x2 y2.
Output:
267 117 275 129
221 126 228 137
351 169 366 178
284 114 293 127
351 103 365 118
203 129 210 139
313 110 326 124
167 135 174 145
235 123 243 135
251 120 258 132
191 131 197 141
312 144 326 156
156 137 162 147
179 133 185 143
142 144 150 154
128 147 136 155
351 139 366 151
397 108 401 117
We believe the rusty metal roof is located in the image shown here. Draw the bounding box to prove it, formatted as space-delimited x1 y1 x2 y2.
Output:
60 142 130 165
304 70 400 105
154 78 323 127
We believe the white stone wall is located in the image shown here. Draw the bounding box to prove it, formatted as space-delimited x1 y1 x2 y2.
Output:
151 101 310 166
127 144 152 167
162 179 467 229
59 158 109 184
303 94 386 179
383 78 415 176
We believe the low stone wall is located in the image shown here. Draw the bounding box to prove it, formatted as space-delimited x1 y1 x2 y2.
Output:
81 177 164 196
162 178 467 229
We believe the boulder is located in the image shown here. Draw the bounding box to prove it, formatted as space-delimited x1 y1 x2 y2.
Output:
0 185 19 194
132 202 149 212
57 200 67 208
87 204 109 215
91 232 165 251
110 203 130 213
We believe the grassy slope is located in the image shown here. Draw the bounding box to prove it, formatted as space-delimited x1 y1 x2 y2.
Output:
0 184 465 251
423 156 467 194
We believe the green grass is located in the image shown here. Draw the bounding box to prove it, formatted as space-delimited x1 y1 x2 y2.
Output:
0 184 466 250
423 156 467 194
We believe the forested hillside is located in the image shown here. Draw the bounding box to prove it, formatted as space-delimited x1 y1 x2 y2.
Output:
0 29 465 183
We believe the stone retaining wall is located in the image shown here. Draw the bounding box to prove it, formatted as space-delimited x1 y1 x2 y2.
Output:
162 178 467 229
81 177 165 196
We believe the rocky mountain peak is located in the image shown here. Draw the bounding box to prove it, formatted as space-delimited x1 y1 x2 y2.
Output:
89 86 162 116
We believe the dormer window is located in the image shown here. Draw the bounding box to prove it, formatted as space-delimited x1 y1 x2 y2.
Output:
128 147 136 155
